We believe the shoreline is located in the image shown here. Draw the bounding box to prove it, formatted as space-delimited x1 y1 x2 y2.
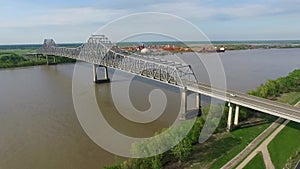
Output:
0 50 76 69
0 62 76 71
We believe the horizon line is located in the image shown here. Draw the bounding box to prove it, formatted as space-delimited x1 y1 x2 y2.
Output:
1 39 300 46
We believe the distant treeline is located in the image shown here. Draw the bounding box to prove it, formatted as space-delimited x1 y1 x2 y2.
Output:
249 69 300 99
0 43 82 50
0 52 45 68
0 44 42 50
0 51 75 69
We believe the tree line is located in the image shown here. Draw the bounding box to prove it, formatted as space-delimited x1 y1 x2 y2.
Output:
0 51 75 69
248 69 300 99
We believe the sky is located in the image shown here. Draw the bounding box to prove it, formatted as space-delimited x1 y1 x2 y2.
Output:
0 0 300 44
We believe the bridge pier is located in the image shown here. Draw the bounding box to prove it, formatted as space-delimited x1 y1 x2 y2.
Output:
180 88 187 120
37 54 43 61
195 93 201 116
227 103 233 131
180 91 201 120
234 105 240 126
93 64 110 84
46 55 57 65
227 103 240 131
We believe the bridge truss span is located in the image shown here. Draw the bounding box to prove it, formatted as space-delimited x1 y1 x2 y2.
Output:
38 35 198 88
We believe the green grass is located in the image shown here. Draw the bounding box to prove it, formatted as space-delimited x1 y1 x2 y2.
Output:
209 123 270 169
185 123 271 169
243 152 266 169
268 122 300 169
277 92 300 105
186 134 240 168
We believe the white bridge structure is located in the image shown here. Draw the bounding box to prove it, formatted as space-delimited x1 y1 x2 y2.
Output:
37 35 300 130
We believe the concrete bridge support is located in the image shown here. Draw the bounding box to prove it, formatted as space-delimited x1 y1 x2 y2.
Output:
227 103 240 131
180 88 187 120
227 103 233 131
37 54 43 61
93 64 110 84
46 55 57 65
234 105 240 126
195 93 201 110
180 91 202 120
46 55 49 65
195 93 202 115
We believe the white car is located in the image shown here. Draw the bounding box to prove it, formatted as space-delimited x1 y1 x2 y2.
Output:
230 93 236 97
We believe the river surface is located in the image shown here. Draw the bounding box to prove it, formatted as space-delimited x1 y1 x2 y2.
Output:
0 48 299 169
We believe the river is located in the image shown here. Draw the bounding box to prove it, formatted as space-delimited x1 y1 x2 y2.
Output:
0 48 299 169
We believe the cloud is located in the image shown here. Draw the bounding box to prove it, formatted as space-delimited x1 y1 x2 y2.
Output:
145 1 300 21
2 0 300 28
0 7 129 28
148 2 282 20
1 0 300 43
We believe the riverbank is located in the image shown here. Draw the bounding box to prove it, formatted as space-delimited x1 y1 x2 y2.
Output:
119 41 300 54
266 94 300 169
215 43 300 51
0 49 76 69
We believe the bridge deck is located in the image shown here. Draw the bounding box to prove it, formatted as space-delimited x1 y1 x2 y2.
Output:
187 83 300 123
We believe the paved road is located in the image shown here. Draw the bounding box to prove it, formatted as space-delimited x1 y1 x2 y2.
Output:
261 146 274 169
236 120 290 169
221 118 284 169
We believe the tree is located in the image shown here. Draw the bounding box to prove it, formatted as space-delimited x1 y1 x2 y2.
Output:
186 117 204 144
150 154 162 169
171 137 192 165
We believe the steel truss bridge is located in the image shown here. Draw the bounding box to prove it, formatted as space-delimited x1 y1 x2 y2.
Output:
37 35 300 130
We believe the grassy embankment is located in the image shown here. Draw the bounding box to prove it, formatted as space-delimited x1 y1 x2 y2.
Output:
277 92 300 105
268 121 300 169
188 123 270 169
243 152 266 169
189 70 300 169
266 91 300 169
235 91 300 169
243 70 300 169
0 49 76 69
238 71 300 169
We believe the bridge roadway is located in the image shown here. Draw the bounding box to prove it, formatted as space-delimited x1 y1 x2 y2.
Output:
37 35 300 128
186 81 300 124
